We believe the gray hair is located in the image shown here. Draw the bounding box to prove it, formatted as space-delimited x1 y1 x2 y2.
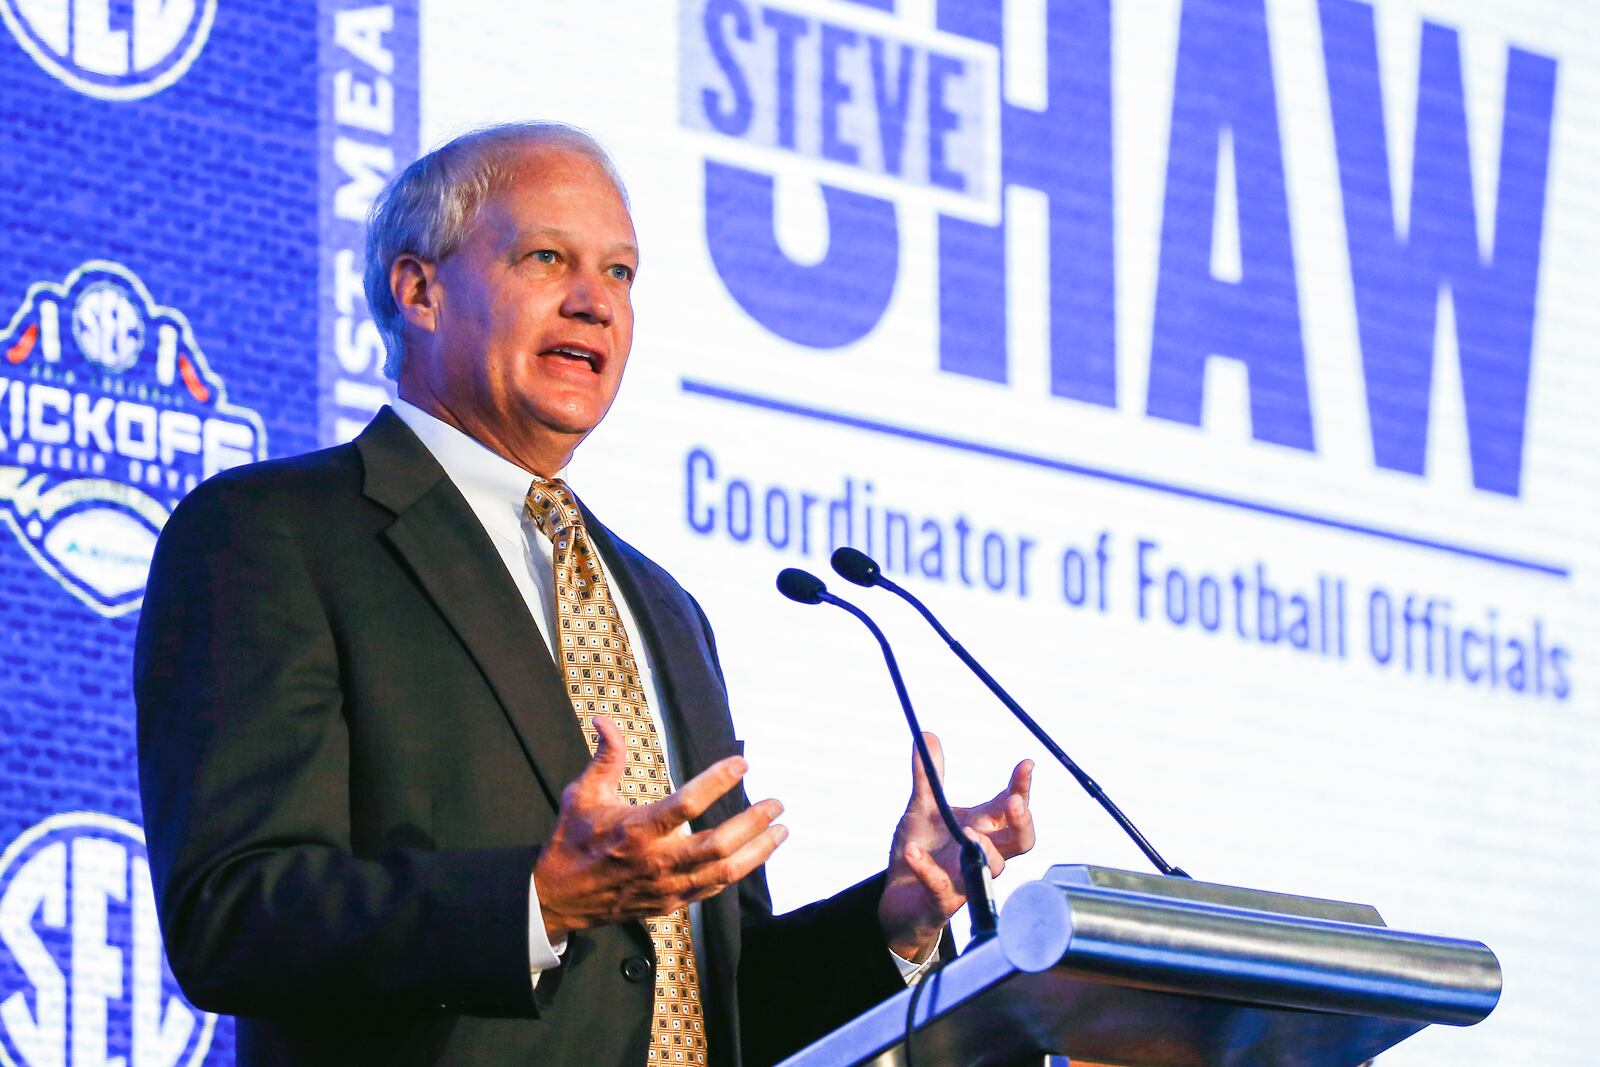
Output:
363 121 630 379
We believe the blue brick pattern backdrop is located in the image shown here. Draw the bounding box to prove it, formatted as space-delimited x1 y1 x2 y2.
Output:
0 3 412 1064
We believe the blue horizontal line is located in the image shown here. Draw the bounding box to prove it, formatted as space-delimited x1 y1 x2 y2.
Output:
679 378 1570 581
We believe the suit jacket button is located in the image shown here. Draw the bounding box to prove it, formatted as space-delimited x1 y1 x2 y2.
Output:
621 956 653 983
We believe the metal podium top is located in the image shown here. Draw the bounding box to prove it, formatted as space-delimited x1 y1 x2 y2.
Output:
1041 865 1384 925
777 866 1502 1067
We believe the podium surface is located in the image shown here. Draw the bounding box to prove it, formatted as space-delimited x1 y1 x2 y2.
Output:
777 866 1502 1067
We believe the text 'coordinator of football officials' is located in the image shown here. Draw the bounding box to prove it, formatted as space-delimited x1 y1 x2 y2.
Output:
685 446 1573 703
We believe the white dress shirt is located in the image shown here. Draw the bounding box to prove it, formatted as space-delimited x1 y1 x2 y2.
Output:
390 400 934 990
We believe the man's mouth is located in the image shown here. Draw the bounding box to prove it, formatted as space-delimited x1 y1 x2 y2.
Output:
542 344 602 373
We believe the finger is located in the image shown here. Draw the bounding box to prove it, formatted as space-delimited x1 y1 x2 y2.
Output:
1009 759 1034 804
904 842 961 908
679 823 790 900
963 778 1038 858
971 758 1034 818
568 716 627 802
964 828 1007 878
909 732 946 806
668 799 784 871
959 807 1008 835
1002 784 1037 857
957 758 1037 837
637 754 748 835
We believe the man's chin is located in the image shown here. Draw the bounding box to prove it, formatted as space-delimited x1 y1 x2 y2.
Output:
525 404 608 441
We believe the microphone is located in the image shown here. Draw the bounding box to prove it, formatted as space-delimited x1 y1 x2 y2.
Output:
830 547 1190 879
776 567 999 942
775 567 827 604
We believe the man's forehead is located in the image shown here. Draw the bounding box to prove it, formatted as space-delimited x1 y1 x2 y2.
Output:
499 143 627 201
477 146 634 237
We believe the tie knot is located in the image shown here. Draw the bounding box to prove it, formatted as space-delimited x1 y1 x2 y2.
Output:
525 478 584 541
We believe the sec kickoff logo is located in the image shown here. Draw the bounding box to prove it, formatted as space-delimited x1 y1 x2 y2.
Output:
0 812 216 1067
0 0 217 101
0 261 265 617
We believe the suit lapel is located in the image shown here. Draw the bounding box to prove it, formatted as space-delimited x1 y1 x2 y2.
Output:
357 408 590 812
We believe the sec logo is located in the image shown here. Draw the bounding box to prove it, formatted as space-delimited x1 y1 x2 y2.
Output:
0 260 267 617
0 812 216 1067
0 0 217 102
71 281 145 374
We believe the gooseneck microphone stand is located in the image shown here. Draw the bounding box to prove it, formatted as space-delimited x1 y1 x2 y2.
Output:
777 567 999 942
830 547 1189 880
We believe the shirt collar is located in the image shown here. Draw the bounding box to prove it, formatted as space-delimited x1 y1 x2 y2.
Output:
390 397 562 541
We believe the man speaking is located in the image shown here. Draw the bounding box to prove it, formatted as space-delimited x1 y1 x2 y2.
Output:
135 122 1036 1067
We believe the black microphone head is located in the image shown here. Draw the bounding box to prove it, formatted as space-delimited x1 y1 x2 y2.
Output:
776 568 828 604
831 547 881 586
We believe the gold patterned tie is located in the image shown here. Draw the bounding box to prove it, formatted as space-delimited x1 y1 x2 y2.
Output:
526 478 708 1066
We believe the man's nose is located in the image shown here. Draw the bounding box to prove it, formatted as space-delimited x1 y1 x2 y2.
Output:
561 270 614 325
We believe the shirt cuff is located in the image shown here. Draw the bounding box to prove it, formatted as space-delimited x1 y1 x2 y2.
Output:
890 943 939 985
528 869 568 990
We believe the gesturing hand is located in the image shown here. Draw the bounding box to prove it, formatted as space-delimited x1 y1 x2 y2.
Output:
878 733 1035 961
533 716 788 942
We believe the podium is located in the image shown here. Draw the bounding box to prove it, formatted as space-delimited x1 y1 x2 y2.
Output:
777 865 1502 1067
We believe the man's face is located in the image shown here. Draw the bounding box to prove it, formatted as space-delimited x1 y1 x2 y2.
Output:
400 143 639 469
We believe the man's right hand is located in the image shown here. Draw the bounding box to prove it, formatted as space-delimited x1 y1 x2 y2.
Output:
533 715 788 942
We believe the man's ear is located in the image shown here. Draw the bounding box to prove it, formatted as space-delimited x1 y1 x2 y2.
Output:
391 254 439 333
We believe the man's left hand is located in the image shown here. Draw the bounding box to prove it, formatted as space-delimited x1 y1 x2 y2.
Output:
878 733 1035 961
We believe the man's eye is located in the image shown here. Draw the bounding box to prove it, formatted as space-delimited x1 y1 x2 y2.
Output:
530 250 557 263
609 265 634 282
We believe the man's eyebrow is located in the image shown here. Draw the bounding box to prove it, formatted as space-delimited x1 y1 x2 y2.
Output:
513 227 638 259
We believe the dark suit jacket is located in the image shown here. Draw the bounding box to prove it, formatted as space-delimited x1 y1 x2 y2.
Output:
134 407 905 1067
